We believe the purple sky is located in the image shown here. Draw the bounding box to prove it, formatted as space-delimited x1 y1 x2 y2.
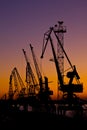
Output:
0 0 87 99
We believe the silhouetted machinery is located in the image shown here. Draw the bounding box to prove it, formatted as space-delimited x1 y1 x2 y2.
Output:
41 21 83 115
22 48 39 96
29 43 53 102
8 67 26 100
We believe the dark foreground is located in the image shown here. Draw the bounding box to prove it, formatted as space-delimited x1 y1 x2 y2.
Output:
0 111 87 129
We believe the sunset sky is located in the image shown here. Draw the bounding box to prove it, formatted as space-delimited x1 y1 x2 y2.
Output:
0 0 87 100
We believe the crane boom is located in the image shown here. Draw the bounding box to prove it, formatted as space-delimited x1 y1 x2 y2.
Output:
41 27 64 87
22 49 38 95
41 28 53 58
22 49 37 85
29 43 42 82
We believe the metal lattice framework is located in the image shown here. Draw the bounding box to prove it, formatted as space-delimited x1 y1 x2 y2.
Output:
54 21 66 82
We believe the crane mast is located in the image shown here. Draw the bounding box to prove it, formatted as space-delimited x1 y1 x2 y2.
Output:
53 24 73 69
54 21 66 80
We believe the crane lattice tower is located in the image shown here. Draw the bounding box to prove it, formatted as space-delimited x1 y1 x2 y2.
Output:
54 21 66 81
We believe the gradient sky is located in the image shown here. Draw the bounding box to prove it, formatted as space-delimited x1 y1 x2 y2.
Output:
0 0 87 100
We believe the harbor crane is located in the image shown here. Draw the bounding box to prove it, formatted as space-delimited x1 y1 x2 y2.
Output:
29 43 45 94
22 49 39 96
29 43 53 102
40 21 83 113
8 67 26 100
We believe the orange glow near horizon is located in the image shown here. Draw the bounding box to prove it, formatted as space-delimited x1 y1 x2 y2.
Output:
0 62 87 100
